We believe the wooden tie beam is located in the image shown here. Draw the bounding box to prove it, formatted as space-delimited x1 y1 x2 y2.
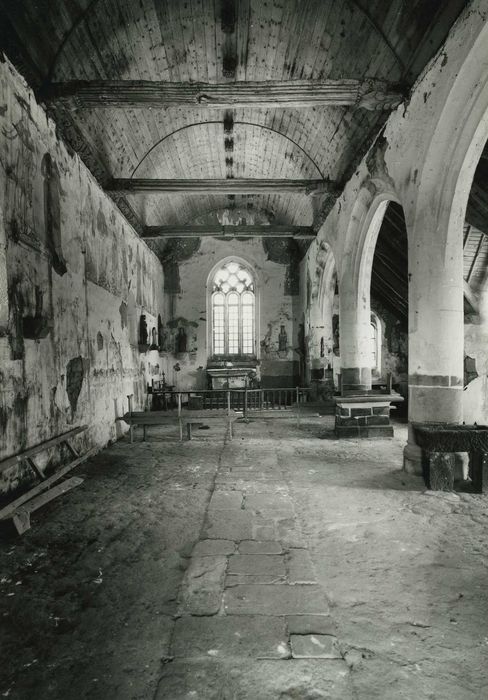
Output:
39 79 404 111
106 178 334 196
142 225 316 240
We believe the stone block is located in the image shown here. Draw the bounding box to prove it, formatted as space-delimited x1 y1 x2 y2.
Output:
225 573 286 586
239 540 283 554
339 407 350 416
276 520 306 547
172 614 289 659
286 548 316 584
365 415 389 426
209 490 244 510
155 658 352 700
253 525 276 540
244 493 294 513
334 426 359 438
290 634 341 659
351 407 372 417
224 584 328 615
286 614 338 635
373 406 390 416
193 539 236 557
361 426 394 438
179 556 227 615
228 554 286 577
204 510 253 541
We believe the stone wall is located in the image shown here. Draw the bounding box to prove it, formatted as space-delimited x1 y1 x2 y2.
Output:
154 237 302 390
0 57 165 493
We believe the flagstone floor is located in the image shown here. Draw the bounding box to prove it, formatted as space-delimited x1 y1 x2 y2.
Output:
0 417 487 699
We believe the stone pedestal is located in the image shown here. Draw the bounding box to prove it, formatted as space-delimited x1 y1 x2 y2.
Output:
334 394 403 438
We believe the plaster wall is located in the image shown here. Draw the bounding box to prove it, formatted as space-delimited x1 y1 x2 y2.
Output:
0 58 165 493
162 237 301 389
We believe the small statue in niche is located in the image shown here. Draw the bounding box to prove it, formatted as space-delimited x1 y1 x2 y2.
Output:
332 314 340 356
278 325 288 352
150 327 158 350
139 314 148 346
175 326 187 354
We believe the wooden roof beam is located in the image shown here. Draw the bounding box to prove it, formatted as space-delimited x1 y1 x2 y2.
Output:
107 178 336 196
142 225 316 240
39 79 404 111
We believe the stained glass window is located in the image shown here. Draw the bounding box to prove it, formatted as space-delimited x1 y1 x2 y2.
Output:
211 261 255 356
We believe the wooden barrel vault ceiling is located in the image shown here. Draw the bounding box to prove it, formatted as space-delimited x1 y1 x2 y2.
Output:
0 0 468 246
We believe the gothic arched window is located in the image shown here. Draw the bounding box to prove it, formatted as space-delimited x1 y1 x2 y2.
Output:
211 261 255 356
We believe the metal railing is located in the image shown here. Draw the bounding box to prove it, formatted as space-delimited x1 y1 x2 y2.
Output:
150 386 311 416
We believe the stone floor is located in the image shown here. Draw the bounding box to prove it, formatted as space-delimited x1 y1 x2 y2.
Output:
0 416 487 699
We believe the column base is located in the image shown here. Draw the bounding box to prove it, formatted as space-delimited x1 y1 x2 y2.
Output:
334 395 401 439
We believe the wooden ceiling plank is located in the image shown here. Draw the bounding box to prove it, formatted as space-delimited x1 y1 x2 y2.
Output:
142 0 171 80
316 0 347 80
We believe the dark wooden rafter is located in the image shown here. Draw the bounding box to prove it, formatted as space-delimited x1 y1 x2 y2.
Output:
142 225 315 240
107 178 338 196
39 79 404 111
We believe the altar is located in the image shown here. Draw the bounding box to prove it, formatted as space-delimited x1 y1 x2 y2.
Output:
207 363 258 389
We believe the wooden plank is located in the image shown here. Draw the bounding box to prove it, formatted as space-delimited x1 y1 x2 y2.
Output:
12 477 84 535
0 426 88 474
142 224 315 239
40 79 404 110
107 178 333 195
0 448 97 522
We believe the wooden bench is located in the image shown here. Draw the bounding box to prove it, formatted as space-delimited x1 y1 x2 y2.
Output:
0 426 95 534
118 395 242 442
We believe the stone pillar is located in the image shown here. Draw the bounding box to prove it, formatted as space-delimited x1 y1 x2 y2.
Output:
338 281 372 394
404 221 464 474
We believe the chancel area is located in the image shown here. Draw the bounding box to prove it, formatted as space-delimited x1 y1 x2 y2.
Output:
1 1 488 698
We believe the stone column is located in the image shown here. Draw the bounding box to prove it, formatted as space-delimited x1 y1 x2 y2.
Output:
338 278 372 394
404 221 464 474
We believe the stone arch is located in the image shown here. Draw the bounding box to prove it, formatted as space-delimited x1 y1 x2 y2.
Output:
336 181 401 393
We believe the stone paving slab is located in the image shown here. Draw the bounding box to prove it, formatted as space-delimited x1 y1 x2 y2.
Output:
287 548 317 583
224 584 329 615
244 493 294 513
277 519 306 547
155 658 353 700
179 556 227 615
253 524 276 540
225 573 286 586
286 614 338 635
192 539 236 556
208 491 244 510
171 614 289 659
290 633 341 659
239 540 283 554
227 554 286 577
204 510 253 541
